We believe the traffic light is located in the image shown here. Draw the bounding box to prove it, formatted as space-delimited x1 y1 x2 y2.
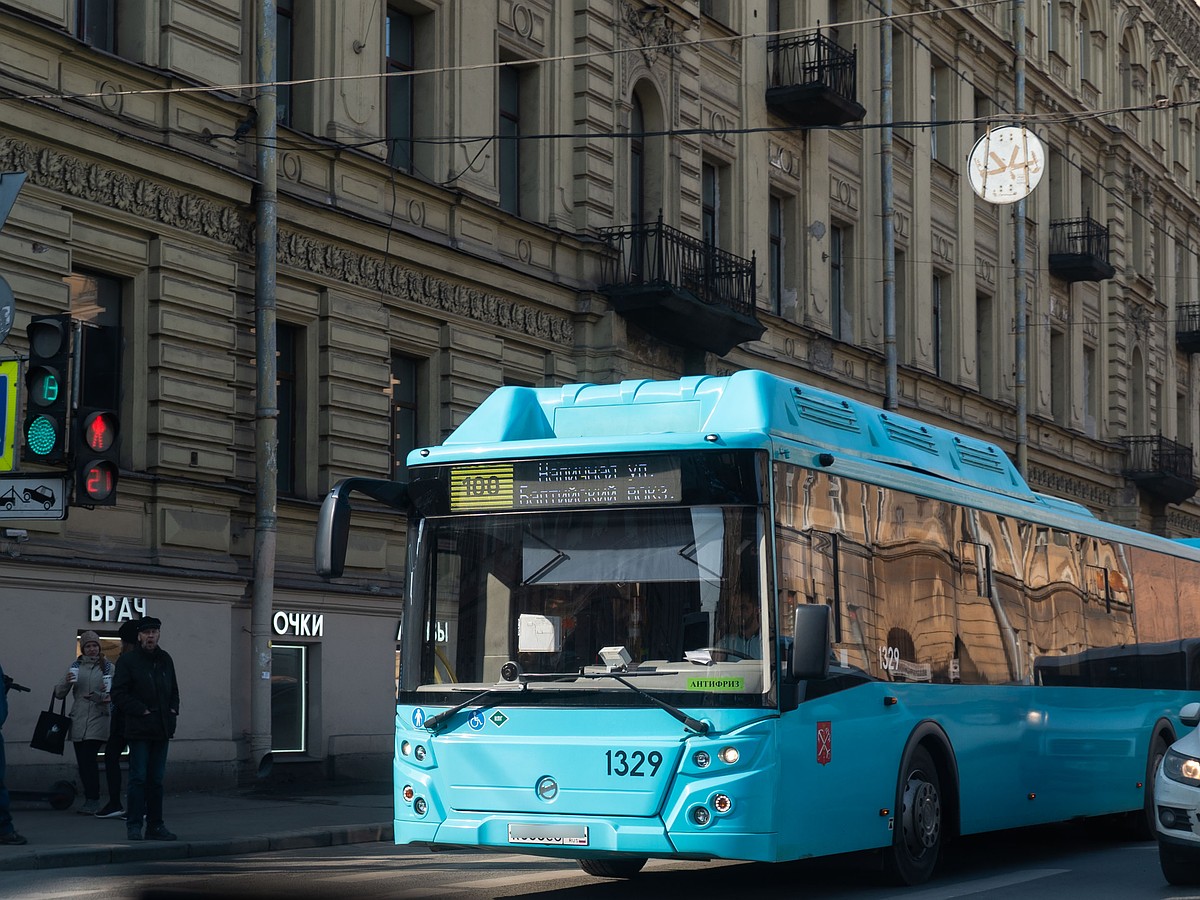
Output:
23 313 72 464
73 408 119 506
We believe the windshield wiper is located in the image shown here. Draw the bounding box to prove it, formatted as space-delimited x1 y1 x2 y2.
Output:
422 683 525 732
576 671 709 735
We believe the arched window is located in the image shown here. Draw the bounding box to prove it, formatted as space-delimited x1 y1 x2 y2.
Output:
1077 6 1090 85
630 95 645 228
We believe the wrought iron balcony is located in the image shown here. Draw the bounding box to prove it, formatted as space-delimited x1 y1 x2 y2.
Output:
1177 302 1200 354
1048 216 1115 283
766 32 865 127
1122 435 1197 505
598 215 764 356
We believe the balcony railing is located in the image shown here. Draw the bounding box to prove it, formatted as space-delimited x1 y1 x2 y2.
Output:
1048 216 1115 283
599 215 764 356
766 32 865 127
1122 435 1197 505
1177 302 1200 354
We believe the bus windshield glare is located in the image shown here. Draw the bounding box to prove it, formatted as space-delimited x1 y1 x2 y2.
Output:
405 504 768 701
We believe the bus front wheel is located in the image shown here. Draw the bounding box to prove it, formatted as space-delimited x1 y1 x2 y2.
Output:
884 745 942 886
578 857 647 879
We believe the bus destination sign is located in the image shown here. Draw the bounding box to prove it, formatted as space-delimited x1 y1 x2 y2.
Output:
449 455 681 512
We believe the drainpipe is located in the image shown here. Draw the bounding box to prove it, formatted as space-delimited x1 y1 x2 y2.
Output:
881 0 897 410
250 0 278 780
1014 0 1028 477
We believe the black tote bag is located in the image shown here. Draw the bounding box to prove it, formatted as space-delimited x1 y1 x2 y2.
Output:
30 693 70 755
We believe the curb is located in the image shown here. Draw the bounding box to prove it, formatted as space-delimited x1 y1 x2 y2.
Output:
0 823 393 872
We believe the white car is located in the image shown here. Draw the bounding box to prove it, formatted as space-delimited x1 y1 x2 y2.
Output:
1156 701 1200 886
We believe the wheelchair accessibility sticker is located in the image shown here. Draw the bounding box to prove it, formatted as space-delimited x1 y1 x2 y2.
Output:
469 710 486 731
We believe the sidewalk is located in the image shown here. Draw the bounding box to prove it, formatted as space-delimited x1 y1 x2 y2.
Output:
0 780 395 871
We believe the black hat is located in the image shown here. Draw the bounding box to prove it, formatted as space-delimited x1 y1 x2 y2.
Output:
137 616 162 632
118 621 140 643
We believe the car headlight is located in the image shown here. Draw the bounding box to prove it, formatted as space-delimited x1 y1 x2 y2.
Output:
1163 748 1200 787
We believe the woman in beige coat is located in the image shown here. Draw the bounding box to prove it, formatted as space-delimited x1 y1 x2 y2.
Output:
54 631 113 815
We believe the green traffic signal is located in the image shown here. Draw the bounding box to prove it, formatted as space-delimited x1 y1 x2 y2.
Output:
25 414 61 457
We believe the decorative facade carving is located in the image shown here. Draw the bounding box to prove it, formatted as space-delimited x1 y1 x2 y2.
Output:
1 136 572 345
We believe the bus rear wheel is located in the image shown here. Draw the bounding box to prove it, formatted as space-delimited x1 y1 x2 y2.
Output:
884 745 942 886
578 857 647 879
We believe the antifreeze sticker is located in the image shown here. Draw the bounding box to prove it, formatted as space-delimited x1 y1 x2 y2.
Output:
686 677 744 692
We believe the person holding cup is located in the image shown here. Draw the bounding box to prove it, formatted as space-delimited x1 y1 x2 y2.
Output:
54 630 113 815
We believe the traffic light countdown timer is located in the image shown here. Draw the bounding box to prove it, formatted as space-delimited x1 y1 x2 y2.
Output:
23 313 72 465
74 408 119 505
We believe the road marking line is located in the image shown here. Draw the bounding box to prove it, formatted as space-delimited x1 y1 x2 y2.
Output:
885 868 1070 900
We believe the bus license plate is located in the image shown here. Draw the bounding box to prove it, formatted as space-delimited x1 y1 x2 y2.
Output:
508 824 589 847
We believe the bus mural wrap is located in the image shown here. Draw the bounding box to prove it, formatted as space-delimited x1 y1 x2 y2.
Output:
315 370 1200 885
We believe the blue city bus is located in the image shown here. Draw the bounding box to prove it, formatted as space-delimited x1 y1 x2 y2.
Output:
315 370 1200 884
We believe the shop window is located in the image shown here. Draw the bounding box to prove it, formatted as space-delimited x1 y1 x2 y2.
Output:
271 644 307 753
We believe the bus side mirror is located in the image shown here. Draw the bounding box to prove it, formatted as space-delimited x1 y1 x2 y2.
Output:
790 604 832 681
315 478 412 578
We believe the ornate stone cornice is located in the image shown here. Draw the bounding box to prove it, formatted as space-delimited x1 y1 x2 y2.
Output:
0 136 572 344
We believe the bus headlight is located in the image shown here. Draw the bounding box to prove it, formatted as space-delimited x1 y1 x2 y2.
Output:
693 751 711 768
414 744 427 762
691 805 711 826
413 796 428 816
400 741 412 757
718 746 740 765
1164 748 1200 787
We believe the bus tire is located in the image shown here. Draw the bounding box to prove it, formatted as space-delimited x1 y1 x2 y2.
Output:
884 744 942 886
1159 840 1200 885
1120 729 1171 841
578 857 647 878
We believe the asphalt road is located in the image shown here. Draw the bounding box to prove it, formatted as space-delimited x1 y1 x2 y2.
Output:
0 822 1189 900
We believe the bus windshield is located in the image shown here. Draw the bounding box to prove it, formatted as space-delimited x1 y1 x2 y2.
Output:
404 504 768 701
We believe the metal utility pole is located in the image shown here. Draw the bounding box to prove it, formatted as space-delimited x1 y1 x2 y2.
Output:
1013 0 1028 476
250 0 278 780
881 0 897 410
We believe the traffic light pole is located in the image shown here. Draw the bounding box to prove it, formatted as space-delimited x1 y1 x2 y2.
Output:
249 0 278 782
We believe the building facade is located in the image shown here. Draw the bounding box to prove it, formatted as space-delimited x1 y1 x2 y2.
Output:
1 0 1199 787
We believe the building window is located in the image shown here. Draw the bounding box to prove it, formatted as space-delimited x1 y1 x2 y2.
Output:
930 59 951 164
385 7 415 172
277 0 294 127
498 64 521 215
830 225 847 341
630 96 645 227
1044 0 1057 55
276 323 297 495
702 163 719 246
895 250 909 364
1083 344 1097 436
976 292 995 398
1078 6 1091 84
271 644 307 754
392 354 420 481
1050 328 1067 426
768 196 783 315
65 271 123 412
77 0 116 51
932 273 948 378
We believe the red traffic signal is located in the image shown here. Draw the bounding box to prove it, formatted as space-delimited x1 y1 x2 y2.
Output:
73 409 119 506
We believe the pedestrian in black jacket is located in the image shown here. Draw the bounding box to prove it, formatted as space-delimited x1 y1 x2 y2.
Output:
96 620 140 819
111 617 179 841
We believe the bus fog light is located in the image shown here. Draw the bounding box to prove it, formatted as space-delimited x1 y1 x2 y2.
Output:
402 784 414 803
691 805 711 826
693 751 711 768
413 797 428 816
719 746 740 765
414 744 427 761
713 793 732 813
